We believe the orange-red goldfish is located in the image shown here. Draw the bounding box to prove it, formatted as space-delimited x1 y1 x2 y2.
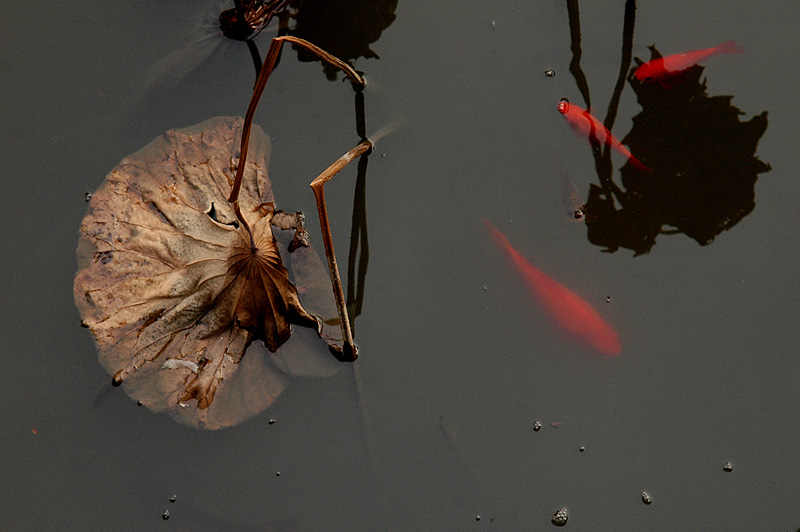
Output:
557 100 651 173
484 219 621 356
634 40 744 82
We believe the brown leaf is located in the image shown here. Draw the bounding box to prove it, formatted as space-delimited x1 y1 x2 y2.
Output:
75 116 341 429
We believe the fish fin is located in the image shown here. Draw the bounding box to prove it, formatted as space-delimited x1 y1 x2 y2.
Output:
718 40 744 54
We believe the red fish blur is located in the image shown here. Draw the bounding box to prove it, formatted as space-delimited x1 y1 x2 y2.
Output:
634 40 744 82
484 220 621 356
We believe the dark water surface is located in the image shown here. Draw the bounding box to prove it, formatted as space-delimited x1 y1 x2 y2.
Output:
2 1 799 530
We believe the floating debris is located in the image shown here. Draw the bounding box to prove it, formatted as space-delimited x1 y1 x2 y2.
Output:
551 421 563 429
641 491 652 505
551 507 568 527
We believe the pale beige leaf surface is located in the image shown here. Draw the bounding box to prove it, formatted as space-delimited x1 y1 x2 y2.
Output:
75 116 341 429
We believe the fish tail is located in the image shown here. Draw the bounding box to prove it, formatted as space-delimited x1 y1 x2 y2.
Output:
718 40 744 54
629 155 653 173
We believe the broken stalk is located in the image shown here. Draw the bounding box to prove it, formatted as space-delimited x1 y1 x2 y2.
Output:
310 140 373 361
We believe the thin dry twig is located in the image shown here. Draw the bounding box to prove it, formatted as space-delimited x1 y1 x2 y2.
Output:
310 140 374 361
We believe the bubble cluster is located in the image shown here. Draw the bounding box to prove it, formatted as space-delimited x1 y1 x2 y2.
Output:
551 507 568 527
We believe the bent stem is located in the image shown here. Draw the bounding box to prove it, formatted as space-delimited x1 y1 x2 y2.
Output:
228 35 366 208
310 140 373 361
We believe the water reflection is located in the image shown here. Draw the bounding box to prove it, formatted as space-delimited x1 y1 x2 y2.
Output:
587 50 770 255
563 0 770 255
289 0 399 80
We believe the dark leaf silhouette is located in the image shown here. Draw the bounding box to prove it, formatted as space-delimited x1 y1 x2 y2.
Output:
75 116 341 429
584 48 770 255
290 0 398 80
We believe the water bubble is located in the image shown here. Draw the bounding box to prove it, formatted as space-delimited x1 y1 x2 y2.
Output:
723 461 733 472
162 510 170 520
641 491 652 505
551 507 568 526
545 69 556 78
169 495 176 503
533 420 542 432
84 192 92 202
557 98 570 114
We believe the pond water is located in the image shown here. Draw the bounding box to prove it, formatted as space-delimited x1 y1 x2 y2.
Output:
2 1 799 530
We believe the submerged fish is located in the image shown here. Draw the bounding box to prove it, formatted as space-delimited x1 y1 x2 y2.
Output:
634 40 744 82
558 167 586 223
484 220 621 356
557 100 651 173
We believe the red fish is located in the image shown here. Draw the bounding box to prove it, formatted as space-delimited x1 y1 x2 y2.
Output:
634 40 744 82
484 219 621 356
557 100 651 173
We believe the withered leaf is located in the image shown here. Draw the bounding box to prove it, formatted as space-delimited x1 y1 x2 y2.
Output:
75 116 341 429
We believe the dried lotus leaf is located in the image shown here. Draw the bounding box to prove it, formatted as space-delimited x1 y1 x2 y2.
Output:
75 116 341 429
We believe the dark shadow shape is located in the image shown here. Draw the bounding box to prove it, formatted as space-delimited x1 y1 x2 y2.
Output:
584 47 770 255
288 0 399 80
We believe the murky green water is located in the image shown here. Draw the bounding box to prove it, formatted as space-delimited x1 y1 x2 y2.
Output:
2 1 799 530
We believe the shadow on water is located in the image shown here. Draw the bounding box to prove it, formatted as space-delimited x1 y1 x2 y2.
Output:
288 0 399 80
563 0 770 256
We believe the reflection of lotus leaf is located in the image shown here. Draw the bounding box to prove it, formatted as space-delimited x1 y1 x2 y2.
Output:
290 0 398 80
585 53 770 256
74 116 341 429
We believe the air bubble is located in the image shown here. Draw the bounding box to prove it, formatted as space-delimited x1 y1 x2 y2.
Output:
268 418 276 425
84 192 92 202
533 420 542 432
641 491 652 505
545 69 556 77
606 296 612 303
579 446 585 452
723 461 733 472
557 98 570 114
551 507 568 526
162 510 170 520
169 495 176 503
